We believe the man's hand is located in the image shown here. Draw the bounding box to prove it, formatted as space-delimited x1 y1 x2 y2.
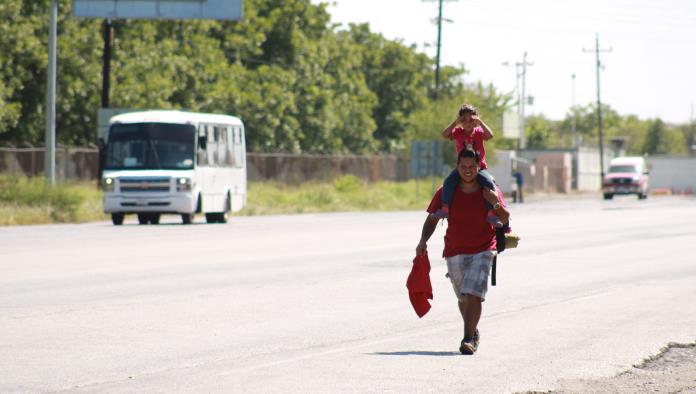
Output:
482 188 510 224
416 241 428 256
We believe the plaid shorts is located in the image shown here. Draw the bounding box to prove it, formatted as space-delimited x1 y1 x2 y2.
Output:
445 250 496 302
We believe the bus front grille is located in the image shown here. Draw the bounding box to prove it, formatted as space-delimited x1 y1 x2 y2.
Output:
120 177 171 193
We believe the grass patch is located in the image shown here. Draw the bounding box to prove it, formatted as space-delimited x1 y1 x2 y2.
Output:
0 175 107 225
0 174 442 225
239 175 439 216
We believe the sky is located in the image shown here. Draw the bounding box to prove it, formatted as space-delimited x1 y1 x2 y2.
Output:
311 0 696 124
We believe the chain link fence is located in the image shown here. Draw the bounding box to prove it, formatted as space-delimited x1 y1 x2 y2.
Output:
0 147 410 183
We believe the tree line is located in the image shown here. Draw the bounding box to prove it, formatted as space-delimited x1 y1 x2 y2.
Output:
525 105 695 155
0 0 692 156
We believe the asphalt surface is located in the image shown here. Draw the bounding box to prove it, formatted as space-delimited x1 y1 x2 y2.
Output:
1 195 695 393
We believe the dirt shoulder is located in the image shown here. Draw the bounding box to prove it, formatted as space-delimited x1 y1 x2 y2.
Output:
521 342 696 394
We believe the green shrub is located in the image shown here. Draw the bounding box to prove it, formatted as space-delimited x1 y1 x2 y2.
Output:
333 175 364 193
0 175 105 225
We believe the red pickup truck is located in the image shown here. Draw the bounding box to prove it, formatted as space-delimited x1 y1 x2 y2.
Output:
602 157 650 200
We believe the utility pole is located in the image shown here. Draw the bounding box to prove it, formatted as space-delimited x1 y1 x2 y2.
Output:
584 34 612 181
423 0 457 99
502 52 533 149
96 18 114 185
571 73 577 148
44 0 58 185
102 19 114 108
519 51 532 149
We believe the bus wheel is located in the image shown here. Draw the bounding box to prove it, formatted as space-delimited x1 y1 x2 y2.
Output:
181 213 195 224
111 213 124 225
220 195 231 223
150 214 160 224
138 214 149 225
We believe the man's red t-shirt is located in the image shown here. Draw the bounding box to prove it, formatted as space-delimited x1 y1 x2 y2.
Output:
427 186 496 257
450 126 488 169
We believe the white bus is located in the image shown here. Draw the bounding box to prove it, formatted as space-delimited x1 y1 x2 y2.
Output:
101 110 247 225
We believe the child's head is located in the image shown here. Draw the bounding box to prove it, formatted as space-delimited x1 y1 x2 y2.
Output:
458 104 478 118
457 104 479 130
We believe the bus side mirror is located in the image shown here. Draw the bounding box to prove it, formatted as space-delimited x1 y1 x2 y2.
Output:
198 135 207 150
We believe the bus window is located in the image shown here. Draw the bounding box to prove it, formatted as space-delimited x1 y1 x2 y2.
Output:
233 127 244 168
215 126 228 167
206 124 217 166
226 126 235 167
197 125 208 167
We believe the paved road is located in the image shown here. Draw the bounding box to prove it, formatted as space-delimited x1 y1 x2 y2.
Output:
1 196 695 393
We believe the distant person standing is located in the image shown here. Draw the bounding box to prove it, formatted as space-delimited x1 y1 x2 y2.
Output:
512 169 524 203
416 149 511 355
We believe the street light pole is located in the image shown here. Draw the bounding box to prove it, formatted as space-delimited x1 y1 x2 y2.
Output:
44 0 58 185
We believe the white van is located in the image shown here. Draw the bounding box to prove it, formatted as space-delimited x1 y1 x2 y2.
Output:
602 156 650 200
102 110 247 225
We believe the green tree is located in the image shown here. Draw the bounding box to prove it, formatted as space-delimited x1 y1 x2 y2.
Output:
642 118 686 155
348 23 431 151
525 114 555 149
676 121 696 154
0 0 53 145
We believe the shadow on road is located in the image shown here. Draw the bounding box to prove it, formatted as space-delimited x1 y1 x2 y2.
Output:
369 351 460 357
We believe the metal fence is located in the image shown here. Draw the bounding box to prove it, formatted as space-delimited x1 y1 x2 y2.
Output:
0 147 99 181
0 147 409 183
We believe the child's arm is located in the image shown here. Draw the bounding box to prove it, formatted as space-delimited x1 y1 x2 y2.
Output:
473 116 494 140
441 116 462 139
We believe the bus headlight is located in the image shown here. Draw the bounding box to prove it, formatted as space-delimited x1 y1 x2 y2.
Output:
102 177 115 192
177 177 192 192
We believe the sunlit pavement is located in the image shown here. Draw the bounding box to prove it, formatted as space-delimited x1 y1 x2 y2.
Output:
1 195 695 393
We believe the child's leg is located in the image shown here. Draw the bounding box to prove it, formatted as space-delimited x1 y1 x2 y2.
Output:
477 170 496 209
477 169 496 192
432 169 460 219
477 170 504 227
442 168 461 206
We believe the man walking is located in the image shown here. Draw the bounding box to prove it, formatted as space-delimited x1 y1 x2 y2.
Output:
416 149 510 355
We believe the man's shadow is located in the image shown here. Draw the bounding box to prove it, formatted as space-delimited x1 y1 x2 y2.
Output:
369 351 460 357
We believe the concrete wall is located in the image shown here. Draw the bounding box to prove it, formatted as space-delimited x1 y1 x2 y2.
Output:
488 150 516 193
514 149 574 193
576 148 602 192
535 152 572 193
646 156 696 193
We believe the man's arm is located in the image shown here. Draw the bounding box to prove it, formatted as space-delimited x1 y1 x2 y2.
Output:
416 214 439 255
482 188 510 224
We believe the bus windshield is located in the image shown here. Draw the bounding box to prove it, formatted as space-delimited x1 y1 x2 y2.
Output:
105 123 195 170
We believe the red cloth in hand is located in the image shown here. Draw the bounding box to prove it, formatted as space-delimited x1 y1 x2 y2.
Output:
406 253 433 318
